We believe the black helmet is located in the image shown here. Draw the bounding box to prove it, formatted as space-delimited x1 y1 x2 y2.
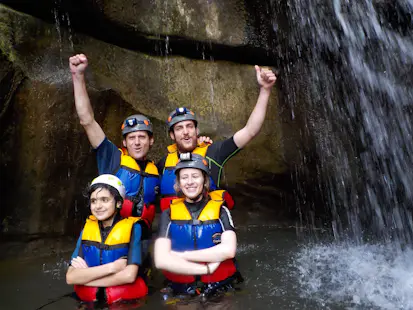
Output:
167 107 197 131
175 153 210 175
121 114 153 136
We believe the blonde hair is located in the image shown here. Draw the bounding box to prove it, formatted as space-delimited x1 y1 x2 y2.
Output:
174 170 210 198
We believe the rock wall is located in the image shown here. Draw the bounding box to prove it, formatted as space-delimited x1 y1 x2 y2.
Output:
0 3 298 241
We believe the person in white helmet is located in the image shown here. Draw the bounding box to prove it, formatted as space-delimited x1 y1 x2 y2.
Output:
69 54 159 230
66 175 148 304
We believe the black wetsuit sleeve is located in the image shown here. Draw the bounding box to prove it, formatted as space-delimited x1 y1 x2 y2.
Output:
157 208 171 238
206 137 239 166
205 137 240 186
157 156 167 174
219 206 235 232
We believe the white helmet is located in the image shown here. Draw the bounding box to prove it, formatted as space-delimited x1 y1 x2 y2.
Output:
91 174 126 199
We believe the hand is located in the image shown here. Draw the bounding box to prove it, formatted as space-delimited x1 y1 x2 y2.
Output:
69 54 88 75
255 65 277 90
207 262 220 274
198 136 213 145
111 258 127 273
71 256 88 269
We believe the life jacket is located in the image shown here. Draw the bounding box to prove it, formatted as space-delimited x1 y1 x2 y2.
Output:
160 143 235 211
74 216 148 304
115 148 159 223
162 193 237 284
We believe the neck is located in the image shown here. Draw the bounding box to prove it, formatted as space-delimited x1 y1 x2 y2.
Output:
185 194 203 203
102 212 117 228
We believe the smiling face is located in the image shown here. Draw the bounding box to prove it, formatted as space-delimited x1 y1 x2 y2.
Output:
170 120 198 152
123 131 154 160
177 168 205 202
90 188 120 227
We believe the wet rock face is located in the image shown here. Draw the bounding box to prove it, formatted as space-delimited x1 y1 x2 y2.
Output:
99 0 247 45
0 3 297 241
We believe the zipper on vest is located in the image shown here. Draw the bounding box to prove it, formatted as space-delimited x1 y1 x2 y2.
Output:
193 225 197 250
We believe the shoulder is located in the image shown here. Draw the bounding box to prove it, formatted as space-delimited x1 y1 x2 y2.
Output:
206 137 238 158
156 156 167 172
219 205 235 230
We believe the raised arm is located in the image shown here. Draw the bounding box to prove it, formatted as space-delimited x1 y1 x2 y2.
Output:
172 230 236 263
154 238 219 275
69 54 105 149
233 65 277 149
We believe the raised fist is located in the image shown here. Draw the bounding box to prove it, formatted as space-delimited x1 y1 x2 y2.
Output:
69 54 88 75
255 65 277 90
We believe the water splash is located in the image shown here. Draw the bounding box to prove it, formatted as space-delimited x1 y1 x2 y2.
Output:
42 258 70 280
294 243 413 309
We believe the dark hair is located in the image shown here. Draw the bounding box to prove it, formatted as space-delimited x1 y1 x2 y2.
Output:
83 183 124 209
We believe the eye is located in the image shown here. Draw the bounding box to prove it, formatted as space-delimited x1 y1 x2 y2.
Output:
101 197 110 203
90 198 97 204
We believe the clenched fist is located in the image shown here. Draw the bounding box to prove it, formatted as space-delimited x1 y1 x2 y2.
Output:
69 54 88 75
255 65 277 90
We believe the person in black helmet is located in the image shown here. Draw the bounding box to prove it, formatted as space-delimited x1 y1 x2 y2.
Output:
69 54 159 231
158 66 277 212
155 153 241 298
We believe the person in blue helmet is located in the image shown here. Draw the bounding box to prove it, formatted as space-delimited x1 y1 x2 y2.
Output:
157 66 277 212
69 54 159 232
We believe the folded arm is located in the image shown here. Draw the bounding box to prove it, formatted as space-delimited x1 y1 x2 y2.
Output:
173 230 236 263
154 238 218 275
84 264 138 287
66 261 116 285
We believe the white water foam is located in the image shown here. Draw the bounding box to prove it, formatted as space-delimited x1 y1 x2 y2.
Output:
294 243 413 309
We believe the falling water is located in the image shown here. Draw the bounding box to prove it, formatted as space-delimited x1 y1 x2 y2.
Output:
278 0 413 242
272 1 413 308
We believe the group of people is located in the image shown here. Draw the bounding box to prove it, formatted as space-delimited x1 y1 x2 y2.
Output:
65 54 276 304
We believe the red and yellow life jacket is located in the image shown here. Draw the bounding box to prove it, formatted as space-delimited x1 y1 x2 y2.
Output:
162 193 237 284
74 216 148 304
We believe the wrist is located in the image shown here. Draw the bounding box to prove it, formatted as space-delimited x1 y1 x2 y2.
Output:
259 86 272 93
109 262 117 274
71 72 85 79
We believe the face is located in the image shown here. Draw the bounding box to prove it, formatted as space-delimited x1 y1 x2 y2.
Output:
170 120 198 152
90 188 120 226
178 168 205 201
123 131 154 160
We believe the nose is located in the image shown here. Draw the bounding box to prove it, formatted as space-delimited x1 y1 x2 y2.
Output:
182 127 189 135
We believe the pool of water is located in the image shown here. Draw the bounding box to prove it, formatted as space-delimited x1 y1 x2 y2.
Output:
2 213 412 310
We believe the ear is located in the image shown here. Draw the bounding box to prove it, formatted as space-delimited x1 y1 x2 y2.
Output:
169 131 176 141
196 128 199 136
116 201 122 209
122 139 127 148
149 136 154 147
